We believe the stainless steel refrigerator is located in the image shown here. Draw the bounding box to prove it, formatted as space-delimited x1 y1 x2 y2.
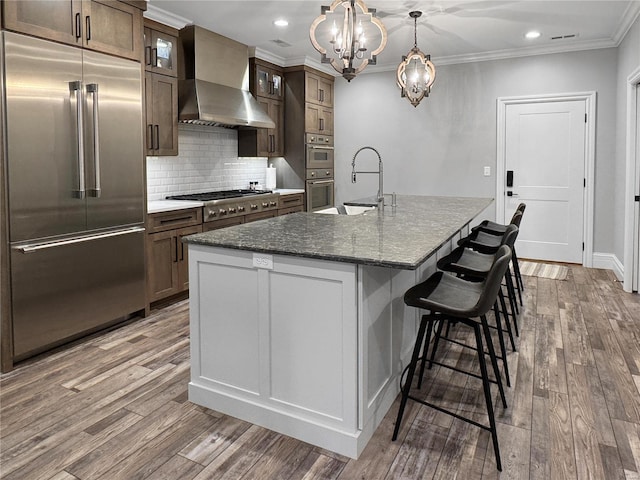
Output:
2 31 146 361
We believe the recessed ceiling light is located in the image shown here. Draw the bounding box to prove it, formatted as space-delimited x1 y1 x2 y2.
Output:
273 19 288 27
525 30 541 40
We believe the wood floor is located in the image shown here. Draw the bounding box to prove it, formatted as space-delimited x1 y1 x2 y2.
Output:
1 265 640 479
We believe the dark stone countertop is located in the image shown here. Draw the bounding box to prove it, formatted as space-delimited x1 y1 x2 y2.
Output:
183 195 493 270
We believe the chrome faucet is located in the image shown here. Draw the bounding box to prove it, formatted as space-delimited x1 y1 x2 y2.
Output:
351 146 384 206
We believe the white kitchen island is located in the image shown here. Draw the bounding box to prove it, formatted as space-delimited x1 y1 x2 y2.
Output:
184 195 493 458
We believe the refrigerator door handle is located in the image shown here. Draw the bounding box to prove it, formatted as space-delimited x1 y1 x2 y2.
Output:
69 81 86 199
87 83 101 197
14 227 146 253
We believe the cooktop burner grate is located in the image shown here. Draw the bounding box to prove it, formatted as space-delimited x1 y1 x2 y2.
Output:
167 189 273 201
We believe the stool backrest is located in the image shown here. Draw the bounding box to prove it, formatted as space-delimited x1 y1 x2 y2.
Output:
500 224 519 248
509 210 523 227
473 245 512 316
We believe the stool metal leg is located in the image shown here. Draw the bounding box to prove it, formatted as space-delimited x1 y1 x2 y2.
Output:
474 321 503 472
392 314 429 441
417 319 435 390
498 287 518 344
480 314 507 408
513 247 524 292
492 303 511 387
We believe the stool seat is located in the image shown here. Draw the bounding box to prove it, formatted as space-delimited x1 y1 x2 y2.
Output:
404 271 484 317
472 219 509 235
437 247 494 278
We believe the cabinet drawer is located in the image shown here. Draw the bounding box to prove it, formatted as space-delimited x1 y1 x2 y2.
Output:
306 168 333 180
278 193 304 209
278 205 304 215
148 208 202 233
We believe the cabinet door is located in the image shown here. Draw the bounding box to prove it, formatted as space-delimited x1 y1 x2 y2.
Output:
256 65 284 100
147 229 179 302
305 104 333 134
2 0 82 46
146 73 178 156
145 27 178 77
177 225 202 291
82 0 143 61
305 72 333 107
269 100 284 156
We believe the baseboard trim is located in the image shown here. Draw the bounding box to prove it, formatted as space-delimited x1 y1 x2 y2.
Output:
591 252 624 281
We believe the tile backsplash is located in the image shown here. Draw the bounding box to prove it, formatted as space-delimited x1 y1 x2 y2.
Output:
146 124 268 201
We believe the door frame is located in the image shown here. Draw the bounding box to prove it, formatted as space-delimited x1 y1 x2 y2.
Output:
623 66 640 292
496 92 596 266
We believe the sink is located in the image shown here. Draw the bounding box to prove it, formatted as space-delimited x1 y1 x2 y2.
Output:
315 205 376 215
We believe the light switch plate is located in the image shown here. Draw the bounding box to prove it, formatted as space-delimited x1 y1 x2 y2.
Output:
484 166 491 176
253 253 273 269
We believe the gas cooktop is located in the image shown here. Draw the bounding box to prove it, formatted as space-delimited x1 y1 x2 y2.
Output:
167 189 273 201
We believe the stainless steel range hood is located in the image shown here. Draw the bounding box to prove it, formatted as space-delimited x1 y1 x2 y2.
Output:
179 25 275 129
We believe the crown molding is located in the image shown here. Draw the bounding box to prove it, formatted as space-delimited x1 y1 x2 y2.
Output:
144 4 191 29
612 1 640 45
250 48 287 67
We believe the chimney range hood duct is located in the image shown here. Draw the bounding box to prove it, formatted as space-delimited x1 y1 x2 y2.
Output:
178 25 275 129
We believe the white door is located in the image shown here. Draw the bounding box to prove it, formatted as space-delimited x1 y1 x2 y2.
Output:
504 100 586 263
633 84 640 291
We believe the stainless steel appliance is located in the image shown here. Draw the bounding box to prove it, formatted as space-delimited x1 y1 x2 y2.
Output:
3 32 146 361
306 134 334 169
306 178 335 211
167 190 279 224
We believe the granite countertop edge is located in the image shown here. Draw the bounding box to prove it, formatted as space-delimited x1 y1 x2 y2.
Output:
183 195 494 270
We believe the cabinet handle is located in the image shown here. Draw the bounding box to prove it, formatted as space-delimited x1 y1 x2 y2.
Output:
180 240 185 261
319 118 324 131
270 134 274 153
75 13 82 39
173 237 178 263
85 16 91 41
154 125 160 150
145 46 152 66
147 125 154 150
319 89 324 102
152 48 158 67
159 216 194 225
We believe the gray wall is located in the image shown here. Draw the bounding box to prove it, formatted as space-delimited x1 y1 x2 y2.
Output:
615 16 640 262
334 47 619 255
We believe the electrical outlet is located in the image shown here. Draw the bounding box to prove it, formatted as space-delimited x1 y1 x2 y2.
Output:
484 166 491 176
253 254 273 270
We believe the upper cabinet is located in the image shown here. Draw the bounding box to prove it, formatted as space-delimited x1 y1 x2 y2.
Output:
2 0 144 61
144 19 179 156
239 58 285 157
144 19 178 77
252 59 284 101
305 71 334 107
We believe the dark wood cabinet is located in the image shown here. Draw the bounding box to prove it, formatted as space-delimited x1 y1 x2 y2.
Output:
305 71 333 107
278 193 304 215
238 97 284 157
144 19 178 77
145 71 178 156
305 103 333 135
147 208 202 303
251 58 284 101
143 19 179 157
238 58 285 158
2 0 144 61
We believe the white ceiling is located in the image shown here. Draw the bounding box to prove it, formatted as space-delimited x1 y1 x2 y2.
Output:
147 0 640 73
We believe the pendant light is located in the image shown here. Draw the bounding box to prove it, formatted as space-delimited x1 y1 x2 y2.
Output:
396 11 436 107
310 0 387 82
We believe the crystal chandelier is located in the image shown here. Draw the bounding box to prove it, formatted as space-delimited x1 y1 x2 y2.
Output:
310 0 387 82
396 11 436 107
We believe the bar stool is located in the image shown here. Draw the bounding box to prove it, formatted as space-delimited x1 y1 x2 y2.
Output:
392 245 512 471
436 224 519 387
459 212 522 324
471 203 526 300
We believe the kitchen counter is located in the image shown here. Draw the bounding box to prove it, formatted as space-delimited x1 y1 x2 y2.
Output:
183 195 493 269
147 199 204 214
185 195 493 459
